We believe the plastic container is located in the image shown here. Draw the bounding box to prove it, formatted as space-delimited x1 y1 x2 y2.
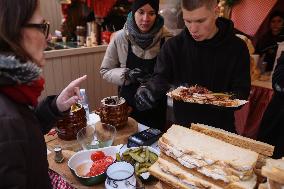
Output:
80 89 90 121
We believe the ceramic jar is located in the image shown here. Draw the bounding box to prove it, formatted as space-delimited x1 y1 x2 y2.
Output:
95 96 132 129
55 103 87 140
105 161 136 189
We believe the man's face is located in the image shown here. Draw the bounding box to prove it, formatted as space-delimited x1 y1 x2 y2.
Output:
182 5 219 41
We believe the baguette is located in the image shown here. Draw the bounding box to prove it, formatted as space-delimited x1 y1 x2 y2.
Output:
190 123 274 157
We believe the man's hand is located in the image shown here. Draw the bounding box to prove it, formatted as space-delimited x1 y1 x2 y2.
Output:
135 86 155 111
56 75 87 112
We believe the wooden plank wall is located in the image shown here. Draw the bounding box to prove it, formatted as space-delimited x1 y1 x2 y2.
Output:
41 51 117 111
40 0 62 34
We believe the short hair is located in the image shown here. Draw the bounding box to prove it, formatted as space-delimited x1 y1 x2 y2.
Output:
181 0 217 11
0 0 38 61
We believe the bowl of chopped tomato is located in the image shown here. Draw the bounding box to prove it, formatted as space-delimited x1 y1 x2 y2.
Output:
68 146 120 186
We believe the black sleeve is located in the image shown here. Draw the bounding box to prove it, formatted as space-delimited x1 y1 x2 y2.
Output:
230 40 251 100
147 39 175 99
35 95 68 134
273 52 284 95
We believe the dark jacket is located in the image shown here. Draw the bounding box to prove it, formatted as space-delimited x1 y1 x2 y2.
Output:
0 94 60 189
0 56 62 188
148 17 251 132
258 52 284 158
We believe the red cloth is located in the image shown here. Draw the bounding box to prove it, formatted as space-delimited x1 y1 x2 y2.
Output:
86 0 93 8
235 85 274 139
93 0 117 18
0 77 45 107
48 169 75 189
231 0 277 36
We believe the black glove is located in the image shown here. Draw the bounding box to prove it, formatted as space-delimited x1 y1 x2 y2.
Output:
135 86 155 111
125 68 145 84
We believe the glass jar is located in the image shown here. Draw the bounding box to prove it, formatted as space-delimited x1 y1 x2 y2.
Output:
76 26 86 46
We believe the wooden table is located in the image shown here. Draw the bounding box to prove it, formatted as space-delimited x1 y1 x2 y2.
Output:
46 114 158 189
47 150 157 189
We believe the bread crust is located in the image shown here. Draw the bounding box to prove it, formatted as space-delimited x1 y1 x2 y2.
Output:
190 123 274 157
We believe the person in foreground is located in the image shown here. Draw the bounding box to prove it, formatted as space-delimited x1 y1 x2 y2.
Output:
135 0 251 132
0 0 86 188
258 52 284 158
100 0 172 130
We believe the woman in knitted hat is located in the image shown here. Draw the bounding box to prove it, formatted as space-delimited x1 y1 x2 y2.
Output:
100 0 172 131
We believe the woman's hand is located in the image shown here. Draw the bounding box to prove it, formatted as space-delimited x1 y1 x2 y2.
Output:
56 75 87 112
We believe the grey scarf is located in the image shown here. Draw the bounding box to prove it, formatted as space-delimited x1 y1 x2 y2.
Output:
126 12 164 49
0 55 41 85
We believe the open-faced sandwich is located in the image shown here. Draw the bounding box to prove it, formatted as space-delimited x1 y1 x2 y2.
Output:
167 85 248 107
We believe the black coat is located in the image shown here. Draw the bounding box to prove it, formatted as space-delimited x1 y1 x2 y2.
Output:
0 93 60 189
258 52 284 158
148 17 251 132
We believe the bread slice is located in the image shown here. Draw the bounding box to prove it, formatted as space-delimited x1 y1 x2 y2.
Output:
190 123 274 157
149 156 257 189
159 153 227 188
161 125 258 181
149 157 223 189
268 179 284 189
261 158 284 184
258 183 268 189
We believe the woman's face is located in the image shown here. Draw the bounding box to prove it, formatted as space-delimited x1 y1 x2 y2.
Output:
134 4 157 33
20 4 49 67
270 16 284 35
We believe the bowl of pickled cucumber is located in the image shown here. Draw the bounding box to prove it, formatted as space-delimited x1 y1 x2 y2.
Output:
119 146 159 181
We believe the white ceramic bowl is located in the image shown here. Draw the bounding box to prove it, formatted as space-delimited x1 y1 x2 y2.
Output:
68 145 121 186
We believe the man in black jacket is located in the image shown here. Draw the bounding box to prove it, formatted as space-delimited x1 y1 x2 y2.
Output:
135 0 251 132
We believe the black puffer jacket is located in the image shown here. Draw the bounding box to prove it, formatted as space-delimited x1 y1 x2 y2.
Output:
148 17 251 132
0 56 61 189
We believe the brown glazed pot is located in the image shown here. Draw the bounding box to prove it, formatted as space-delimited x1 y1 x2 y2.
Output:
95 96 132 129
55 103 87 141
